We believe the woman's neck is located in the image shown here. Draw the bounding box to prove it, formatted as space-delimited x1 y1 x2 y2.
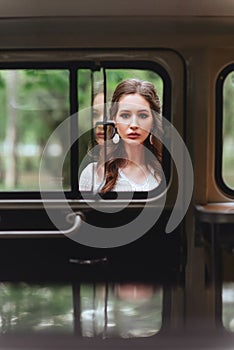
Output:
124 143 145 167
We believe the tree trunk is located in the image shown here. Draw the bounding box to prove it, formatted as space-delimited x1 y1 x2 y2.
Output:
4 70 18 188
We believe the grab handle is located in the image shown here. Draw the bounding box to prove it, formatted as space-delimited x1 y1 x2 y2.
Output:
0 212 83 238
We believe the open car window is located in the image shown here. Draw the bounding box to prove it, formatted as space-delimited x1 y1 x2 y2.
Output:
216 65 234 196
0 61 171 199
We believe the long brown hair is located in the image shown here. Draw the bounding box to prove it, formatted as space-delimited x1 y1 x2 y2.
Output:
101 78 163 192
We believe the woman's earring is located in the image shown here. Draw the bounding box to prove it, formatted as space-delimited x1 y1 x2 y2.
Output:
112 132 120 144
150 134 153 145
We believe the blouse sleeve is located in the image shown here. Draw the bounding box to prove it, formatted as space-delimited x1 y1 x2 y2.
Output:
79 163 95 191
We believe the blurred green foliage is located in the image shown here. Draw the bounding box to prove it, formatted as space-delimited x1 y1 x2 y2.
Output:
223 73 234 189
0 69 70 190
0 282 73 334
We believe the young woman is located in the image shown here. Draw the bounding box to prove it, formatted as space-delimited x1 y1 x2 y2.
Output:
92 91 105 146
79 78 163 192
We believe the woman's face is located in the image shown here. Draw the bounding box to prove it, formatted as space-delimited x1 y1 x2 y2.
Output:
115 93 154 145
116 283 154 301
93 93 105 145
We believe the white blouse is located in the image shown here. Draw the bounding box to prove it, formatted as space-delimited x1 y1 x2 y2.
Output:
79 162 159 192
